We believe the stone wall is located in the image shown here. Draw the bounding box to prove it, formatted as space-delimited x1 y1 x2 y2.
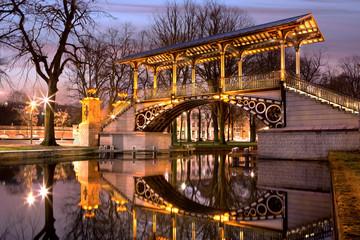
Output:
285 89 358 127
257 159 332 229
99 131 171 151
257 160 331 191
258 127 359 160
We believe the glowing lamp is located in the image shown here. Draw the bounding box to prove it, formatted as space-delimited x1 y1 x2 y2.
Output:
117 205 127 212
40 185 48 198
27 192 35 205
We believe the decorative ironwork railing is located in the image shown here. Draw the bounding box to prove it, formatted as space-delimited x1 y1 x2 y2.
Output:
286 75 360 113
137 87 172 101
177 82 218 97
224 71 281 92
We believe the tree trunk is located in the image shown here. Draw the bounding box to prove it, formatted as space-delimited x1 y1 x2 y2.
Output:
171 119 177 144
218 102 226 145
34 163 59 240
187 110 192 142
198 108 201 141
249 115 256 142
211 105 219 143
41 80 58 146
179 118 183 142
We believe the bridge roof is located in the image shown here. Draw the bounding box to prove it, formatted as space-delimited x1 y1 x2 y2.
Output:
117 13 324 71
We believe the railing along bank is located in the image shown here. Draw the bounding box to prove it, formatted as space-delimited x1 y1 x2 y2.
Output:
136 71 282 101
286 75 360 113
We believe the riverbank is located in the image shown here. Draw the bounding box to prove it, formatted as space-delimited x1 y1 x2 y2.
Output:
0 139 97 166
329 151 360 239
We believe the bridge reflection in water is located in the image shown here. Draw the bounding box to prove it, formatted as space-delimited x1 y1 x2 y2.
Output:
0 155 332 239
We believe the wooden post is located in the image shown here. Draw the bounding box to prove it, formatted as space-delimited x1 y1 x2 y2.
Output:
173 61 177 96
220 51 225 92
280 39 286 81
133 64 138 102
133 208 137 240
295 45 301 78
172 214 177 240
237 55 243 90
153 68 157 99
191 60 196 95
192 220 195 240
153 212 156 236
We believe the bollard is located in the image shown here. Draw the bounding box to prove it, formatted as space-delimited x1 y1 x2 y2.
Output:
169 145 172 159
132 146 136 159
244 148 250 168
99 145 104 159
232 147 239 167
153 146 157 159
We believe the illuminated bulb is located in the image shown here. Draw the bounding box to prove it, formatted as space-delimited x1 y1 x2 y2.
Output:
43 97 49 104
27 192 35 205
30 101 36 108
181 182 186 190
111 114 116 119
250 171 255 178
40 185 48 198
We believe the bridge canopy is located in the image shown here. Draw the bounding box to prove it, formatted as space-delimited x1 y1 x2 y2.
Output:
117 13 324 70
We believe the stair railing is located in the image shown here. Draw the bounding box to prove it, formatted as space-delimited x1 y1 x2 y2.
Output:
286 75 360 113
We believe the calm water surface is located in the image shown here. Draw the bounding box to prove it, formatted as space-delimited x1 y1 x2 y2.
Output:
0 153 333 239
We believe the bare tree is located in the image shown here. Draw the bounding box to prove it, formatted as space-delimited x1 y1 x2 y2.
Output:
67 24 136 113
339 55 360 97
54 109 70 139
0 0 97 145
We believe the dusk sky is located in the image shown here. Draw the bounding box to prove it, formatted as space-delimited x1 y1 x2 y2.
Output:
1 0 359 103
97 0 360 66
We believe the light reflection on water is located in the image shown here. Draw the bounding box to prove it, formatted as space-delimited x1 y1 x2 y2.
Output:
0 153 332 239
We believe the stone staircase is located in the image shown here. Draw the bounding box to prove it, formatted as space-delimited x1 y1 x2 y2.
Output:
285 76 359 127
102 101 134 131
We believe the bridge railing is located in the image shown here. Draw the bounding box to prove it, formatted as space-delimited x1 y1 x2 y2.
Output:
286 75 360 112
135 71 282 101
177 82 218 97
137 87 172 101
224 71 281 92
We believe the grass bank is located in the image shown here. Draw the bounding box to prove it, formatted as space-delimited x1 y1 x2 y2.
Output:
329 151 360 239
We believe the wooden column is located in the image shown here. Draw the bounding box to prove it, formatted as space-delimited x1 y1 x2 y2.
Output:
280 39 286 81
192 220 196 240
173 61 177 96
294 44 301 78
153 212 156 236
133 64 139 102
153 68 158 98
237 53 243 90
172 215 177 240
133 208 137 240
191 60 196 95
220 51 225 92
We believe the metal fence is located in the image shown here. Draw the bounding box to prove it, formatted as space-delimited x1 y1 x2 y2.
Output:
286 75 360 112
224 71 281 92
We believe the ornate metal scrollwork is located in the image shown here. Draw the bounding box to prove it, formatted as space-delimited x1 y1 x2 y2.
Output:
135 95 283 131
136 114 146 128
231 190 285 220
135 177 163 205
265 104 282 123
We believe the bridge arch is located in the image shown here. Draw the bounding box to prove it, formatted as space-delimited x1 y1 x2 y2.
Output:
135 94 282 132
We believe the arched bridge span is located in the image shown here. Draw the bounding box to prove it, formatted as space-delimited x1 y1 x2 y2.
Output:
135 94 283 132
135 175 285 222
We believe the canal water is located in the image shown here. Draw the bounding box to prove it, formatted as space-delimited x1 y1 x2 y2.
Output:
0 153 333 239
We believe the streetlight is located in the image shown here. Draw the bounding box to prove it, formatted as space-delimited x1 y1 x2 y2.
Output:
30 100 37 144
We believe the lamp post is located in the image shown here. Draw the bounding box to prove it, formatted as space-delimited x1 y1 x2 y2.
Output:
30 101 36 144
